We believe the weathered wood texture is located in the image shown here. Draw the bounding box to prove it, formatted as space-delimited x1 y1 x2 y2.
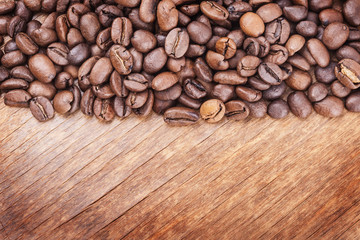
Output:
1 96 360 240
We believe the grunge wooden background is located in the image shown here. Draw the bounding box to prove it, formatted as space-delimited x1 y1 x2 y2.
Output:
1 96 360 239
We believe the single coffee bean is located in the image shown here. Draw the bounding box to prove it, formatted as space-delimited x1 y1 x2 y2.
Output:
167 57 185 73
265 17 290 45
194 57 213 82
28 80 57 99
92 84 115 99
346 92 360 112
246 99 267 118
129 48 143 73
200 1 229 21
9 66 33 82
131 30 157 53
7 15 26 38
163 106 200 126
285 34 305 56
213 70 247 85
322 22 349 50
78 56 99 91
264 44 288 65
1 50 27 68
213 26 230 37
157 0 178 31
53 90 74 114
262 81 286 100
126 90 149 108
227 30 245 48
336 46 360 63
96 27 113 51
0 0 15 14
67 28 85 48
113 96 132 118
0 78 29 90
256 3 282 23
54 72 73 90
212 84 235 102
180 4 200 17
243 37 260 56
0 15 10 35
283 5 308 22
315 62 337 84
81 88 96 116
178 93 202 109
287 54 311 72
236 85 262 102
154 83 181 101
55 14 70 43
295 21 318 38
307 82 328 102
225 100 249 121
93 97 115 122
28 54 56 83
183 78 207 99
258 62 283 85
306 39 330 68
200 99 225 123
153 98 175 114
151 72 178 91
335 58 360 89
4 89 32 107
124 73 149 92
68 43 90 65
110 45 133 75
109 70 129 97
227 1 252 21
15 33 39 56
240 12 264 37
314 96 344 118
165 28 190 59
47 42 70 66
309 0 332 12
139 0 158 23
237 55 260 77
256 36 270 58
215 37 236 59
143 47 167 74
111 17 133 47
319 9 343 26
267 99 289 119
4 39 18 53
97 4 124 27
343 0 360 26
187 21 212 45
30 96 55 122
248 76 271 90
206 50 229 71
31 27 58 47
331 80 351 98
89 57 113 85
286 68 311 91
0 66 10 82
287 91 312 118
133 89 154 117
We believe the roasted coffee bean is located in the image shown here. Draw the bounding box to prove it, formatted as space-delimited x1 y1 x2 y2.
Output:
53 90 74 114
3 40 18 53
1 50 27 68
131 30 157 53
97 4 124 27
227 30 245 48
67 3 90 29
240 12 264 37
126 90 149 108
0 78 28 90
54 72 73 90
81 88 96 116
225 100 249 120
133 89 154 116
10 66 33 82
183 78 207 99
143 47 167 74
15 33 39 56
194 57 212 83
214 70 247 85
296 21 317 38
248 76 270 90
264 44 288 65
151 72 178 91
256 3 282 23
110 70 129 97
165 28 190 59
163 106 200 126
315 62 337 84
200 1 229 21
93 97 115 121
180 4 200 17
243 37 260 56
262 81 286 100
246 99 267 118
200 99 225 123
111 17 133 47
68 43 90 65
227 1 252 21
237 55 260 77
236 85 262 102
0 0 15 14
286 68 311 91
212 84 235 102
265 18 290 45
319 9 343 27
283 5 307 22
206 50 229 71
47 42 69 66
331 80 351 98
167 57 185 73
67 28 84 48
0 66 10 82
214 37 236 60
228 49 246 69
89 57 113 85
285 34 305 56
153 98 175 114
287 91 312 118
267 99 289 119
157 0 178 31
28 54 56 83
110 45 133 75
335 58 360 89
178 93 202 109
336 46 360 63
92 84 115 99
187 21 212 45
4 89 31 107
287 54 311 72
346 92 360 112
28 80 57 99
256 36 270 58
30 96 55 122
343 0 360 26
154 83 181 101
113 96 132 118
7 15 26 38
306 39 330 68
96 28 113 51
258 62 283 85
124 73 149 92
323 23 349 50
31 27 58 47
139 0 158 23
314 96 344 118
308 82 328 102
55 14 70 42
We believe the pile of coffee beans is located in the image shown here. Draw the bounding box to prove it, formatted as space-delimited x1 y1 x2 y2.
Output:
1 0 360 125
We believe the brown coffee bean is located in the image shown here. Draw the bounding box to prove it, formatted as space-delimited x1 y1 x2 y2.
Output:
143 47 167 74
283 5 307 22
92 84 115 99
285 68 311 91
89 57 113 85
157 0 178 31
0 78 29 91
30 96 55 122
178 93 201 109
225 100 249 121
167 57 185 73
183 78 207 99
47 42 69 66
264 44 288 65
0 0 15 14
165 28 190 59
110 70 129 97
307 82 328 102
346 92 360 112
287 54 311 72
124 73 149 92
96 28 113 51
306 39 330 68
111 17 133 47
331 80 351 98
15 33 38 56
285 34 305 56
267 99 289 119
3 40 18 53
214 70 247 85
314 96 344 118
4 89 32 107
126 90 149 108
10 66 33 82
262 81 286 100
31 27 57 47
152 72 178 91
228 50 246 69
227 1 252 22
296 21 318 38
93 97 115 122
240 12 264 37
343 0 360 26
265 17 290 45
287 91 312 118
322 22 349 50
246 99 267 118
237 55 261 77
154 83 181 101
236 85 262 102
53 90 74 114
256 3 282 23
133 89 154 117
129 48 143 73
81 88 96 116
200 99 225 123
55 14 70 42
67 3 90 29
163 106 199 126
193 57 212 83
180 4 200 17
335 58 360 90
1 50 26 68
109 45 133 75
7 15 26 38
113 96 132 118
258 62 283 86
319 9 343 26
212 84 235 102
67 28 85 48
131 30 156 54
97 4 124 27
336 46 360 63
243 37 260 56
215 37 236 59
139 0 158 23
28 80 57 99
54 72 73 90
28 54 56 83
315 62 337 84
68 43 90 65
248 76 271 91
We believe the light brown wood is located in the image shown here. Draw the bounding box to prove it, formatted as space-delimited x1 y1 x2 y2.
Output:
1 96 360 240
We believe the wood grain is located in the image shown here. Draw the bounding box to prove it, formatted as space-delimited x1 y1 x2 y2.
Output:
1 96 360 240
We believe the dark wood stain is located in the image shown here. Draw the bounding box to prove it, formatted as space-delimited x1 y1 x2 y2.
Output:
1 97 360 239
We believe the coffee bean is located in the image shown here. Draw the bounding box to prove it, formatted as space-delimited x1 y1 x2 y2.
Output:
67 28 85 48
124 73 149 92
236 85 262 102
131 30 157 54
126 90 149 108
343 0 360 26
237 55 260 77
7 15 26 38
143 47 167 74
200 1 229 21
113 96 132 118
315 62 337 84
109 70 129 98
214 70 247 85
78 56 99 91
81 88 96 116
187 21 212 45
178 93 202 109
15 33 39 56
323 22 349 50
165 28 190 59
283 5 307 22
212 84 235 102
157 0 178 31
246 99 267 118
336 45 360 63
111 17 133 47
153 98 175 114
47 42 70 66
331 80 351 98
68 43 90 65
248 76 271 91
163 107 200 126
267 99 289 119
53 90 74 114
30 96 55 122
28 80 57 99
67 3 90 29
200 99 225 123
0 78 29 90
28 54 56 83
167 57 185 73
4 89 32 107
296 21 318 38
285 68 311 91
110 45 133 75
307 82 328 102
183 78 207 99
133 89 154 117
0 0 15 14
346 92 360 112
152 72 178 91
194 57 213 82
89 57 113 85
93 97 115 122
264 44 288 65
306 39 330 68
225 100 249 120
314 96 344 118
258 62 283 85
240 12 264 37
0 66 10 82
256 3 282 23
97 4 124 27
285 34 305 56
265 17 290 45
92 83 115 99
335 58 360 89
96 27 113 51
215 37 236 59
31 27 58 47
262 81 286 100
243 37 260 56
1 50 27 68
287 91 312 118
287 54 311 71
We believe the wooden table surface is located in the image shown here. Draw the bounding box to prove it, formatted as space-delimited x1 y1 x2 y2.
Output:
1 96 360 240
